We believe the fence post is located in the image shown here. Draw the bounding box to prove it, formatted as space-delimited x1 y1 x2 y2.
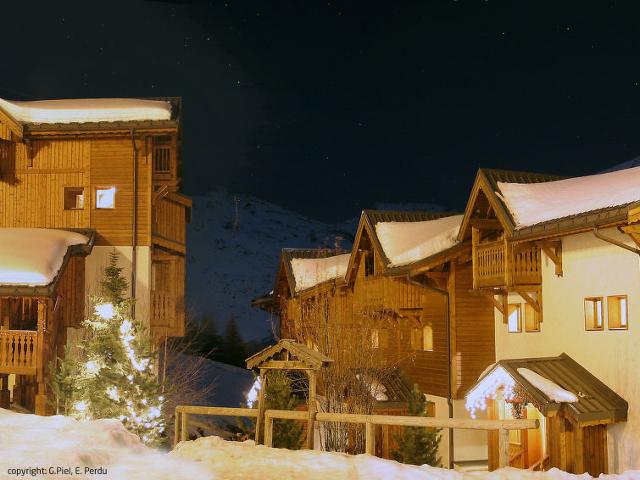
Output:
181 412 190 442
264 411 274 448
498 428 509 468
365 421 375 456
174 409 181 447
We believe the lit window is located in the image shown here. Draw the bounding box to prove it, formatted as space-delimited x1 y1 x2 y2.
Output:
524 304 540 332
95 187 116 209
422 324 433 351
508 304 522 333
608 295 628 330
584 297 604 331
63 187 84 210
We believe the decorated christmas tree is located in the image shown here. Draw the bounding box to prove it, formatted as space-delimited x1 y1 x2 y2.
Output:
51 251 165 446
393 385 441 467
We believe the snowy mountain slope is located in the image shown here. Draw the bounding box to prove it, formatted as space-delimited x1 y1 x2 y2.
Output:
186 190 355 340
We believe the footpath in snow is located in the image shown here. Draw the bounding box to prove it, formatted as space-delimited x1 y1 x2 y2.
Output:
1 409 638 480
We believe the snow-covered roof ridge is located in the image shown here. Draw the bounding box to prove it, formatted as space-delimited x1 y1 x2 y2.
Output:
290 253 350 292
375 214 463 267
0 97 172 125
0 228 89 286
497 165 640 228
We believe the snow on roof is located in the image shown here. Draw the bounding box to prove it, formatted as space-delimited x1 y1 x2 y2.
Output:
375 215 463 267
0 97 171 124
517 368 578 403
290 253 350 292
497 166 640 228
0 228 88 286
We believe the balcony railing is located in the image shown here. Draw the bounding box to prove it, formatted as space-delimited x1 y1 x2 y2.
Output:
474 241 541 289
0 330 37 375
151 291 176 329
153 195 187 254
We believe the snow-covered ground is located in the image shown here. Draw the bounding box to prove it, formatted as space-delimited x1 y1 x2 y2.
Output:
2 408 639 480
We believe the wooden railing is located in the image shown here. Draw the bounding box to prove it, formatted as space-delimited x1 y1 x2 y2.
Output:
355 276 424 313
0 330 37 375
528 455 550 471
174 405 538 469
474 241 541 288
153 196 187 253
152 291 176 328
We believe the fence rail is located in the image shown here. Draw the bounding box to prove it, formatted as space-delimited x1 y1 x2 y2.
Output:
0 330 37 375
174 405 538 469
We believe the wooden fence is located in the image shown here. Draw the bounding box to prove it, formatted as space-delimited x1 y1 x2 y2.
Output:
174 405 538 469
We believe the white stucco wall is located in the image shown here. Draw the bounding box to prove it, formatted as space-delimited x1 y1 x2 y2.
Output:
84 246 152 328
493 227 640 473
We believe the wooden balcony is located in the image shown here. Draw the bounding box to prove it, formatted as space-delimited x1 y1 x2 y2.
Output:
473 240 541 289
152 192 190 255
0 330 37 375
354 276 424 314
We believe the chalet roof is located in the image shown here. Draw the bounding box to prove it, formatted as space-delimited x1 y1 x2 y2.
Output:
278 248 349 295
246 339 333 371
0 97 181 139
469 353 627 425
346 210 464 280
0 228 94 297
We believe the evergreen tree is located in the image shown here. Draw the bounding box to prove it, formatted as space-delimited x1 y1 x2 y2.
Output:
393 385 441 467
51 252 165 446
219 315 246 367
264 371 304 450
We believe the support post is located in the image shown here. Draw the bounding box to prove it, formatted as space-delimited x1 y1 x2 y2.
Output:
498 428 509 468
34 301 47 415
264 411 274 448
365 421 375 455
306 371 316 450
174 410 181 447
255 369 267 444
0 374 9 408
180 412 189 442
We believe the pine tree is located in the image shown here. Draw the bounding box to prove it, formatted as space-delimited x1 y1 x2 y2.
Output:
264 371 304 449
393 385 441 467
219 315 246 367
51 252 165 446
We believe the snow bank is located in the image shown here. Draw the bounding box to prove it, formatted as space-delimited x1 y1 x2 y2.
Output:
497 166 640 227
0 228 88 286
375 215 463 267
290 253 350 292
0 98 171 124
517 368 578 403
174 435 635 479
0 409 209 480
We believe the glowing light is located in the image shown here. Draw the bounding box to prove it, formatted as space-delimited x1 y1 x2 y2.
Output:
246 377 261 408
95 303 115 320
465 366 516 419
85 360 100 375
74 401 88 413
106 386 119 401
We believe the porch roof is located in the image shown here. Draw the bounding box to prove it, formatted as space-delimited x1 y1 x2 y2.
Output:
0 228 94 296
468 353 627 425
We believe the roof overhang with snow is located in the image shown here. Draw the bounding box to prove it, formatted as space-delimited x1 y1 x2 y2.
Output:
274 248 349 297
465 353 627 425
0 97 180 139
0 228 94 297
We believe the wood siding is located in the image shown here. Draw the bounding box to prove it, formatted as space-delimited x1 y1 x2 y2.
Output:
55 256 86 328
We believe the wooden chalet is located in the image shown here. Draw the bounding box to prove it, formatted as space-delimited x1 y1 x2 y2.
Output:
0 97 191 414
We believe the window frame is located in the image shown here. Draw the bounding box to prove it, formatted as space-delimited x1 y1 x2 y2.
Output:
63 186 85 211
584 297 604 331
422 324 434 351
507 303 522 333
94 186 117 210
607 295 629 331
524 303 540 333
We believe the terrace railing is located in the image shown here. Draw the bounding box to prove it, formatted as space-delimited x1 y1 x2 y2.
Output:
0 330 37 375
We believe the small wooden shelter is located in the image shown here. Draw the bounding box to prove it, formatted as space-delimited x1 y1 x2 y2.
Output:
246 339 332 448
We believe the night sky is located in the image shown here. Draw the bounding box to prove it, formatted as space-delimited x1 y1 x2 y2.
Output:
2 1 640 221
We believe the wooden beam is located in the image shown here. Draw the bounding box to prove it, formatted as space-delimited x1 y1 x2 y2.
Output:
491 296 504 315
621 224 640 249
514 288 541 313
259 360 312 370
470 218 502 230
536 240 563 277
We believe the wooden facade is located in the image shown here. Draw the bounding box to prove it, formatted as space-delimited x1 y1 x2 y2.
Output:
0 97 190 414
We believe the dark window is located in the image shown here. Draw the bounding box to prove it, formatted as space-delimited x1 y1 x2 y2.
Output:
64 187 85 210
